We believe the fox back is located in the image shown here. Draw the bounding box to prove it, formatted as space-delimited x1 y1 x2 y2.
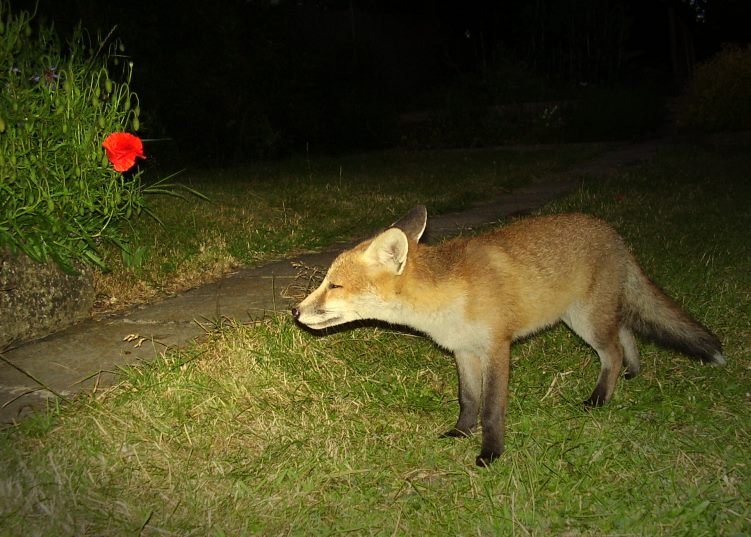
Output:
293 206 724 466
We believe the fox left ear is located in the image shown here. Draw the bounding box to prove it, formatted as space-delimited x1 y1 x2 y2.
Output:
391 205 427 242
365 228 409 275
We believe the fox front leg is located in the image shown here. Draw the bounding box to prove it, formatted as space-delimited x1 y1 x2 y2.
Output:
443 351 482 438
476 340 511 467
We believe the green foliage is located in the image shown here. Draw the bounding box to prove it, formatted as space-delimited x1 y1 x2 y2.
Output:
0 2 144 271
675 44 751 132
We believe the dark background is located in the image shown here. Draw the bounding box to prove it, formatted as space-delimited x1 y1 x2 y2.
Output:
16 0 751 164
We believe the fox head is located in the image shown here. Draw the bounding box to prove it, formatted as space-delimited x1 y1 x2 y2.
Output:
292 206 427 330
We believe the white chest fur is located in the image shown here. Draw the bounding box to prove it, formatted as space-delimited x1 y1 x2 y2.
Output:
390 296 492 355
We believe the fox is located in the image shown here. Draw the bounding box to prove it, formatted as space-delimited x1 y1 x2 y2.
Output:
292 206 725 467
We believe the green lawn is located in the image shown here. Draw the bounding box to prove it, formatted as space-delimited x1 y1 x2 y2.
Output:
1 139 749 535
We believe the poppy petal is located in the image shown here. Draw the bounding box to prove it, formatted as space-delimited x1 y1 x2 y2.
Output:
102 132 146 172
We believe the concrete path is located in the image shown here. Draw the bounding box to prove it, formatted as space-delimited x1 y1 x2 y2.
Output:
0 140 662 425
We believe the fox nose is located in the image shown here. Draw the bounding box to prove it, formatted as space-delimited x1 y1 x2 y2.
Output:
291 307 300 320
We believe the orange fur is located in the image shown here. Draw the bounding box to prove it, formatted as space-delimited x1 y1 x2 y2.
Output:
293 206 724 466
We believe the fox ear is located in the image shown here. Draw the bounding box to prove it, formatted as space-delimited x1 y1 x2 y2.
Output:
365 228 409 275
391 205 427 242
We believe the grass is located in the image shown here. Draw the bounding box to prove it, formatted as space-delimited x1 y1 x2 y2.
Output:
1 139 750 535
94 144 604 312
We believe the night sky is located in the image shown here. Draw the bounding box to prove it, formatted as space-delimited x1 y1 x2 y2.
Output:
16 0 751 164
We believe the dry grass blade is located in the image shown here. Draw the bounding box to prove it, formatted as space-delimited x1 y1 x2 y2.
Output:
282 261 327 302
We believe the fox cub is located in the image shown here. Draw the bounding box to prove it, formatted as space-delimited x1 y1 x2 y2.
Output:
292 206 725 466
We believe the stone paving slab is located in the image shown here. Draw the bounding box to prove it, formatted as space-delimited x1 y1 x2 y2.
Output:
0 140 662 425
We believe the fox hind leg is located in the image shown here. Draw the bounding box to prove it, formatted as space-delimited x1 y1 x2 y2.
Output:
619 325 641 379
562 306 624 407
585 338 624 406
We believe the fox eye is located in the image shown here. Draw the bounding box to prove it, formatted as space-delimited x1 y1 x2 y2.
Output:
328 283 342 290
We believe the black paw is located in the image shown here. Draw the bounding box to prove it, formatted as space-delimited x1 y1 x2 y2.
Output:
441 428 473 439
583 389 607 408
475 450 502 467
624 368 640 380
583 397 605 409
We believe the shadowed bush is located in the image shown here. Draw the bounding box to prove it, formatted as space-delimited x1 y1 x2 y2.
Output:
675 44 751 133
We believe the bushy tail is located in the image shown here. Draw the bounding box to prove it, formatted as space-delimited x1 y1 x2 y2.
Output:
621 257 725 365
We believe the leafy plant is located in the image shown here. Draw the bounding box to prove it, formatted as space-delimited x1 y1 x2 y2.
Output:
675 44 751 132
0 2 145 271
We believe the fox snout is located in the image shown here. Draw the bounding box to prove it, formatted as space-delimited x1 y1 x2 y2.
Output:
291 304 316 324
291 296 343 330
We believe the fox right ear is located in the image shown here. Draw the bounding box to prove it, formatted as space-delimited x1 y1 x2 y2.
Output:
365 228 409 275
391 205 427 242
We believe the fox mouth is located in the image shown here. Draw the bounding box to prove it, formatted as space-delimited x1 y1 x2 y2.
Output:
298 315 344 330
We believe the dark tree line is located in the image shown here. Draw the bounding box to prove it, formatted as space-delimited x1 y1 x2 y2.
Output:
20 0 751 162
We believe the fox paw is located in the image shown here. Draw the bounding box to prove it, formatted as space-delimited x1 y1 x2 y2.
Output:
583 397 605 408
441 427 473 439
583 388 608 408
475 450 502 467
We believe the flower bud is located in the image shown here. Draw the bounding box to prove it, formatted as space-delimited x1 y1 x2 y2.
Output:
132 117 140 131
105 78 113 93
0 116 5 133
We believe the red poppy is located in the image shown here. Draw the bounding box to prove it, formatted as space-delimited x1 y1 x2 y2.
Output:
102 132 146 172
